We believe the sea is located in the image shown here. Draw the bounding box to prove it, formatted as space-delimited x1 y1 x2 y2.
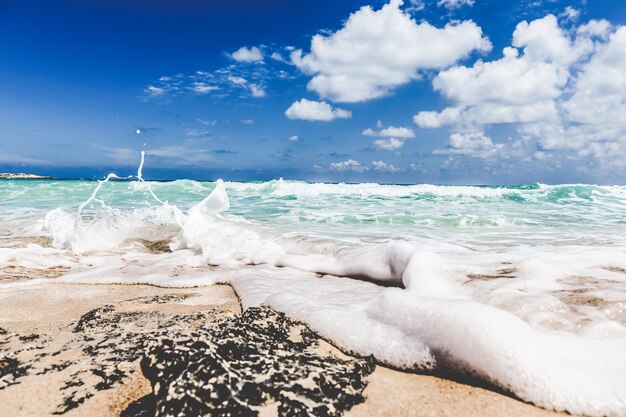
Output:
1 157 625 416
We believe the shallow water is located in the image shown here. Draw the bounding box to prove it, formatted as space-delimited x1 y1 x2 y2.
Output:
1 176 626 416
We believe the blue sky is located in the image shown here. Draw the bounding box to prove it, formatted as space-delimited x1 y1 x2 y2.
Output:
0 0 625 184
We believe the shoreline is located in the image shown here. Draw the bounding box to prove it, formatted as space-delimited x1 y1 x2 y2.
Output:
0 281 573 417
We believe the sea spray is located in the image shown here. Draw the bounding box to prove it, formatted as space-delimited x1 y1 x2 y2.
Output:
43 154 184 253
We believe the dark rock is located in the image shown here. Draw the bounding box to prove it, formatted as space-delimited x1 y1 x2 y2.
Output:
138 307 375 417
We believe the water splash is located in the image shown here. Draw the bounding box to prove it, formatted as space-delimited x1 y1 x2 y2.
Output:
47 152 183 253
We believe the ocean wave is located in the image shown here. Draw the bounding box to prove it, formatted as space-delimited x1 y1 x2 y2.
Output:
1 175 626 415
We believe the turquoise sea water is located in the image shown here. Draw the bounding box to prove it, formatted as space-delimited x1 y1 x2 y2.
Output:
1 177 626 415
2 179 626 248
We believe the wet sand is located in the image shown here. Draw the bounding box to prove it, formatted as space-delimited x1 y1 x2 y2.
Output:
0 282 572 417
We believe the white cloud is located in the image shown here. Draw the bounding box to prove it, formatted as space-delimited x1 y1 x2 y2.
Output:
192 82 219 94
415 101 560 128
413 14 626 169
363 125 415 138
560 6 580 23
227 75 248 86
288 135 300 142
373 138 405 150
250 84 266 97
563 26 626 128
231 46 264 63
372 160 401 172
270 52 286 62
434 131 504 158
285 99 352 121
145 85 165 96
381 126 415 138
240 119 255 125
405 0 425 12
145 47 295 100
414 107 462 128
225 75 267 98
291 0 491 103
437 0 474 10
329 159 369 172
577 20 611 39
417 14 587 124
363 123 414 150
515 25 626 161
521 21 626 163
320 160 419 173
513 14 588 66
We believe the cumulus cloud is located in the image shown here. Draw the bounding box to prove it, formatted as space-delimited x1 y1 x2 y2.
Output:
373 138 405 150
329 159 369 172
231 46 264 63
563 26 626 128
363 123 415 150
413 14 626 169
363 125 415 138
285 99 352 121
417 16 584 123
288 135 300 142
434 131 504 158
414 14 591 129
577 20 612 39
291 0 491 103
521 25 626 160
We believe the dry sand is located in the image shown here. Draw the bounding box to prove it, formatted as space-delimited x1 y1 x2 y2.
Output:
0 282 572 417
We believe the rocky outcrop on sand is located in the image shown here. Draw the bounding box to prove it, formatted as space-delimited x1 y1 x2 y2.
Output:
0 289 374 417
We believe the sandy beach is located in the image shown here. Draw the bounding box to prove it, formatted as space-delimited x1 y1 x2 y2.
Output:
0 282 572 417
3 0 626 414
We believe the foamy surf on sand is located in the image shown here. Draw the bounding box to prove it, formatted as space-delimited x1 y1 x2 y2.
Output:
1 159 626 416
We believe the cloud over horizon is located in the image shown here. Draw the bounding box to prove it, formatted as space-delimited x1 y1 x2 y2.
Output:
414 13 626 171
291 0 491 103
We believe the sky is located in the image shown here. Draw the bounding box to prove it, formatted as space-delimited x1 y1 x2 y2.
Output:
0 0 625 184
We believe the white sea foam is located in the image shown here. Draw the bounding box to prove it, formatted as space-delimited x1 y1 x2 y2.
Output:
2 165 626 415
